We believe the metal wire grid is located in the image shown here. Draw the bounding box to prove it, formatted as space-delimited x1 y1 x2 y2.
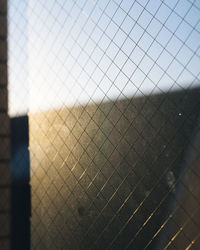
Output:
8 0 200 249
29 90 200 249
28 0 200 105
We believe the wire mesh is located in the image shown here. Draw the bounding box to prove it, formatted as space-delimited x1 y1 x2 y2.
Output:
8 0 200 249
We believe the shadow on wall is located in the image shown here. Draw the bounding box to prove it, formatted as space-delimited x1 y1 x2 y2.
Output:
11 87 200 249
10 116 30 250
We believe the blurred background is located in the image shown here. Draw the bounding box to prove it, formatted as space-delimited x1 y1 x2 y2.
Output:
7 0 200 249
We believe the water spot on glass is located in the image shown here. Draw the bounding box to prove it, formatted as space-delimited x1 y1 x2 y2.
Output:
77 206 86 217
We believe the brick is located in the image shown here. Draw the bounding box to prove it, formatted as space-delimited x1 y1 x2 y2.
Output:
0 213 9 236
0 40 6 61
0 63 7 85
0 0 7 13
0 88 7 110
0 239 9 250
0 15 7 37
0 163 10 185
0 188 9 210
0 3 9 247
0 113 9 134
0 137 9 159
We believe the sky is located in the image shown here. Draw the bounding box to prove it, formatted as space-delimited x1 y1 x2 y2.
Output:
8 0 200 116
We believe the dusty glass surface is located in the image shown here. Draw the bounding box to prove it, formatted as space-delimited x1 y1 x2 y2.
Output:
8 0 200 249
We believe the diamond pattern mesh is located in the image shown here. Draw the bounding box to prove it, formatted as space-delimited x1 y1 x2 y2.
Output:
8 0 200 249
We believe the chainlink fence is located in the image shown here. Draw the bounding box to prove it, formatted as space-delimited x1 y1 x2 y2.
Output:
8 0 200 249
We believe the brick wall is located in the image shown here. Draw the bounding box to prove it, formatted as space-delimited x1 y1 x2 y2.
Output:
0 0 10 249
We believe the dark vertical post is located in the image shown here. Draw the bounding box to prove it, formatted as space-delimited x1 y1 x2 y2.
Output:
0 0 10 249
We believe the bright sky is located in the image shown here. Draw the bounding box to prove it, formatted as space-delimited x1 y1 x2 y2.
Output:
8 0 200 116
